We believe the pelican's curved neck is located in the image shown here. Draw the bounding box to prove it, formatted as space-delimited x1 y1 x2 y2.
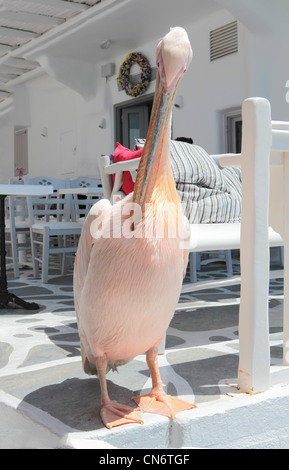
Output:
133 75 177 211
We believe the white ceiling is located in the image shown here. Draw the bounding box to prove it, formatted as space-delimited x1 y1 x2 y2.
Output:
34 0 222 63
0 0 222 104
0 0 102 102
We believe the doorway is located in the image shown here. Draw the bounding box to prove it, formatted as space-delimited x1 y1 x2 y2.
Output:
115 94 154 149
14 127 28 176
227 113 242 153
223 107 242 153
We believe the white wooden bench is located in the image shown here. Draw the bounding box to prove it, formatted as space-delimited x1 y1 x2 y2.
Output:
97 97 289 394
97 111 282 297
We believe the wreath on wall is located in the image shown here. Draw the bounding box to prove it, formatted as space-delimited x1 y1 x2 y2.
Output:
117 52 151 97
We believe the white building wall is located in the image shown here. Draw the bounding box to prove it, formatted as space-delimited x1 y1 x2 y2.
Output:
75 8 247 167
24 76 78 178
171 10 248 153
0 6 289 183
246 28 289 122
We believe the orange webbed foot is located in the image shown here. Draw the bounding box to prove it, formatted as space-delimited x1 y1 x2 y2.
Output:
133 393 196 419
100 400 144 429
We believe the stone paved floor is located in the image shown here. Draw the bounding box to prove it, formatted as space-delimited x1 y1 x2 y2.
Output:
0 258 285 447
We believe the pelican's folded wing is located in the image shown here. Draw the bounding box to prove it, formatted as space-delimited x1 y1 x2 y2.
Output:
73 198 112 319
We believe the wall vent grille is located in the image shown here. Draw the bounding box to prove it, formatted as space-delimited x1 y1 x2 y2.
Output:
210 20 238 62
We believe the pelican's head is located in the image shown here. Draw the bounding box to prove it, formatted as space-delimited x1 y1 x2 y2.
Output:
156 27 192 92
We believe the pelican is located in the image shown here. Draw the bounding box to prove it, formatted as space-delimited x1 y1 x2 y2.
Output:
74 27 194 429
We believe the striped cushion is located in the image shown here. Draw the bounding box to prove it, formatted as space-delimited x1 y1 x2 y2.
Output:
135 139 242 224
170 141 242 224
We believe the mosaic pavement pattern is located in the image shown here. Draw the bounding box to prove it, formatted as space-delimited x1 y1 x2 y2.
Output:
0 260 284 439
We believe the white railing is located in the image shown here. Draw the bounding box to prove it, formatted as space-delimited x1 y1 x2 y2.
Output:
238 98 289 393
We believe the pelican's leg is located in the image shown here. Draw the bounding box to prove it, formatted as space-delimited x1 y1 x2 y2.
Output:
96 356 143 429
133 345 196 419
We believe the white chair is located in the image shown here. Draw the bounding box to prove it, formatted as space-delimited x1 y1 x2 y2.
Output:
5 193 31 278
97 148 271 296
68 177 103 222
98 155 139 202
23 176 83 283
98 149 235 283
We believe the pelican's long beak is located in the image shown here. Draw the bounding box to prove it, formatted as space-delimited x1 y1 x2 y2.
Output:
133 27 192 215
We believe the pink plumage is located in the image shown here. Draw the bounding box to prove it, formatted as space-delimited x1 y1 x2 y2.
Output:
74 27 195 429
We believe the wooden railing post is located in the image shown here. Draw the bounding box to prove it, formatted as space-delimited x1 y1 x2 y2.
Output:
238 98 272 393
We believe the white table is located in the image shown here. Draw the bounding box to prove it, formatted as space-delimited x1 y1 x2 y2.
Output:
0 184 53 310
58 187 103 196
